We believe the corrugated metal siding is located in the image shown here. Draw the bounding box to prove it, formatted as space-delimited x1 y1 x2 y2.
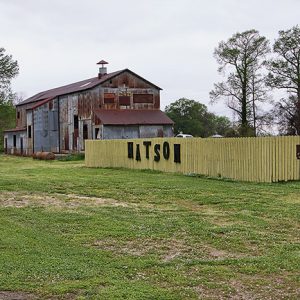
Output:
16 103 36 128
102 125 173 140
34 99 59 152
103 126 140 140
26 110 33 154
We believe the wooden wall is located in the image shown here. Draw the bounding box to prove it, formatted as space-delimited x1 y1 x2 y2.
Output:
85 136 300 182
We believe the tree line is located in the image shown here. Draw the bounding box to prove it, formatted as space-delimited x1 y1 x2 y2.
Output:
167 25 300 137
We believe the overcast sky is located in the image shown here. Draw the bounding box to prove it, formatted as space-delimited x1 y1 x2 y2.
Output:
1 0 300 118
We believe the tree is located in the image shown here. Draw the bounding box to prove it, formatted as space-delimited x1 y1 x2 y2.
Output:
0 48 19 151
165 98 232 137
271 95 299 135
0 47 19 103
210 29 270 136
266 25 300 134
0 100 15 152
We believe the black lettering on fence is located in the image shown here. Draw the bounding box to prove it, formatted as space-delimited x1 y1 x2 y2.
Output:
163 142 170 160
296 145 300 159
128 142 134 159
135 144 141 161
143 141 151 159
174 144 181 163
154 144 160 162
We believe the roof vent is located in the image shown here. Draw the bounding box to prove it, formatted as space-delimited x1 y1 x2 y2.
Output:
97 60 108 79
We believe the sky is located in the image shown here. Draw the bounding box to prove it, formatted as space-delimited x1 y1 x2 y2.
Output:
1 0 300 118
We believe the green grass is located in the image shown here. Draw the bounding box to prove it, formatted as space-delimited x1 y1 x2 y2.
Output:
0 155 299 299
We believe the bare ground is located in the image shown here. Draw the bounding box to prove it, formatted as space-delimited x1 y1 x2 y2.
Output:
0 191 130 209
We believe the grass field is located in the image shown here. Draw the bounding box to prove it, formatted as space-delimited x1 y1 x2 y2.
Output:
0 155 299 299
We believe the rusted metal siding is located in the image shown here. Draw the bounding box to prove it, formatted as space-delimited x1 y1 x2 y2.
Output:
59 88 100 152
60 94 81 152
97 87 159 110
101 71 155 89
16 103 36 128
103 126 140 140
40 71 161 153
139 125 173 138
33 99 59 153
154 93 160 109
100 70 160 110
26 110 33 154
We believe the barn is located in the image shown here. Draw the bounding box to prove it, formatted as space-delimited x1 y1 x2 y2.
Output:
4 61 174 155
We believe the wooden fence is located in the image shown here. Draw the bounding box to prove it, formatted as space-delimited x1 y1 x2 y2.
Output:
85 136 300 182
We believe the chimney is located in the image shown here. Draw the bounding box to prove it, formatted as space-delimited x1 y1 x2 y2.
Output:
97 60 108 79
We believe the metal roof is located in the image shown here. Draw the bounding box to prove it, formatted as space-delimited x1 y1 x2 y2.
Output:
94 109 173 125
29 97 54 110
4 127 26 133
18 70 124 106
17 69 162 107
97 60 108 65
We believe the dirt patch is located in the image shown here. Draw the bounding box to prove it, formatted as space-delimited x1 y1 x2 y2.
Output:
176 201 239 226
0 291 37 300
92 237 187 259
92 238 246 262
0 192 130 209
192 275 300 300
280 193 300 204
229 275 300 300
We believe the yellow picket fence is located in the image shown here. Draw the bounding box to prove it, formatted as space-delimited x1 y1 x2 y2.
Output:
85 136 300 182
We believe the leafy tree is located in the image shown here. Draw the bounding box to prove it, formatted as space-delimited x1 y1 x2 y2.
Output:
271 95 299 135
212 115 234 137
0 47 19 151
165 98 232 137
210 29 270 136
0 100 15 152
0 47 19 103
266 25 300 134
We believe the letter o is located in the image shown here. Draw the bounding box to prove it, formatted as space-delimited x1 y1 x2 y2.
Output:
163 142 170 160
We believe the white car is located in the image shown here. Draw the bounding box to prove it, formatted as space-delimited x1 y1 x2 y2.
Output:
175 133 193 138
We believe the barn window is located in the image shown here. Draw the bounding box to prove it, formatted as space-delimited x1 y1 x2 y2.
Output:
104 93 115 104
28 125 32 138
83 124 88 140
74 115 78 130
17 111 20 119
95 128 100 139
133 94 153 103
119 96 130 106
4 138 7 154
13 135 16 147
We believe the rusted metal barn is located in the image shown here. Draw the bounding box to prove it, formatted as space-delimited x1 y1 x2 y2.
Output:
4 61 173 155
